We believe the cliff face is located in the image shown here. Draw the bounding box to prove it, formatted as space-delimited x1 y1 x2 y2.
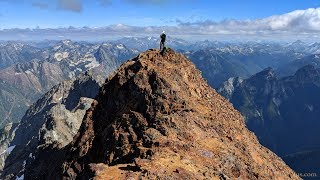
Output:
30 49 298 179
218 65 320 176
0 73 101 179
218 65 320 156
0 123 17 170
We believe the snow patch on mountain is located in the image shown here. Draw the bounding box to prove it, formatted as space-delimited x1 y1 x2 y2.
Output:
54 52 69 61
84 60 100 69
116 44 124 49
306 104 314 111
16 174 24 180
272 97 282 106
25 70 33 74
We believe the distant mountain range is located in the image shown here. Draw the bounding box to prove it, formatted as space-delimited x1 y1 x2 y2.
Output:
184 42 306 87
0 40 138 127
277 54 320 77
218 65 320 175
1 38 320 126
0 42 46 70
113 36 191 51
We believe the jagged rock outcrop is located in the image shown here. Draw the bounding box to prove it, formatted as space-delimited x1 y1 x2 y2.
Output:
0 73 101 179
0 123 17 170
37 49 298 179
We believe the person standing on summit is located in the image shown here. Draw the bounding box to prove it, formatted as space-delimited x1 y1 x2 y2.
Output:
160 31 166 52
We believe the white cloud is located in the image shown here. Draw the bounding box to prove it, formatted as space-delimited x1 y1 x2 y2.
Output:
177 8 320 34
170 8 320 40
265 8 320 31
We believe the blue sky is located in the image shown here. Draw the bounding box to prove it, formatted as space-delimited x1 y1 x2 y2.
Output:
0 0 319 28
1 0 320 41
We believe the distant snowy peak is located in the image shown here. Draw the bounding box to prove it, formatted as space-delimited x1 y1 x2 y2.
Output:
0 40 139 128
61 39 72 45
113 36 189 51
47 42 137 76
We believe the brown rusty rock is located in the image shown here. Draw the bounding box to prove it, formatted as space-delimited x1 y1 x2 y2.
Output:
57 49 299 179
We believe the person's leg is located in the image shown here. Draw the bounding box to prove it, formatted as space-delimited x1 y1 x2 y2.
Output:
160 42 163 55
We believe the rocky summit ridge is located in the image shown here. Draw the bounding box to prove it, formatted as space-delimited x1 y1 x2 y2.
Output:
29 49 297 179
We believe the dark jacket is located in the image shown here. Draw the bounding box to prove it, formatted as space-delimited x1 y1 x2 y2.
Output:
160 33 166 42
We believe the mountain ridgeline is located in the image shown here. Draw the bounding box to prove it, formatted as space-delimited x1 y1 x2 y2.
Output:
0 39 319 127
0 40 138 127
0 49 297 179
218 65 320 175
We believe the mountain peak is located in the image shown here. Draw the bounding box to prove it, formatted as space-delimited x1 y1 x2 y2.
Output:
61 39 73 45
291 40 304 45
293 64 320 82
30 49 298 179
251 67 277 81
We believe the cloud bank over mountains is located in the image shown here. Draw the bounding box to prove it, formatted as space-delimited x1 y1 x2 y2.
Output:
1 7 320 41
